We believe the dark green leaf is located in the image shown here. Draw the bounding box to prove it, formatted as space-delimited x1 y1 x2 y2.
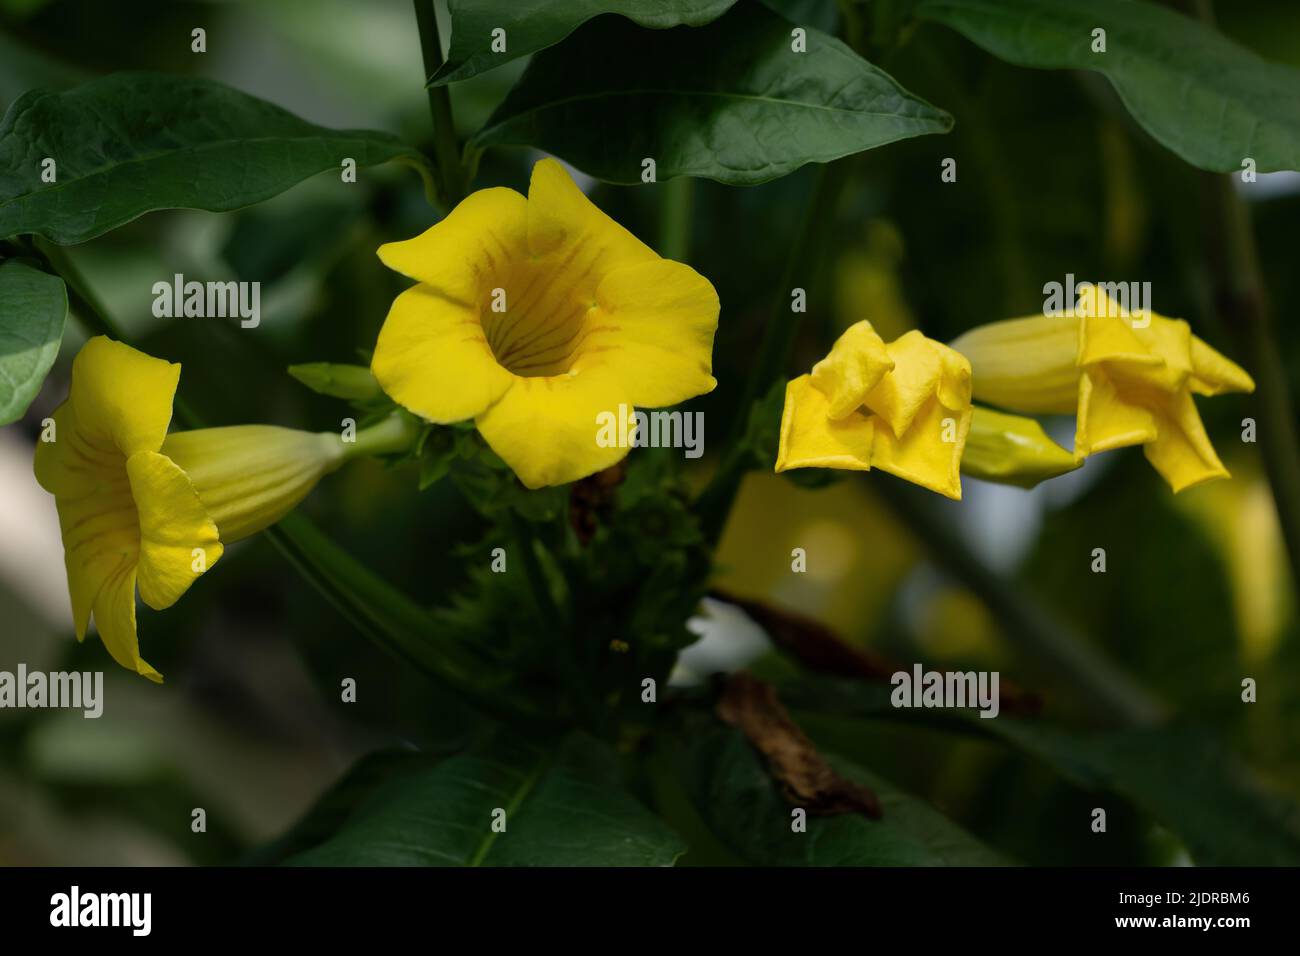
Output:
286 733 686 866
432 0 739 86
244 751 426 865
0 73 430 244
777 676 1300 866
472 3 952 185
263 513 536 724
0 257 65 425
675 723 1007 864
989 721 1300 866
917 0 1300 172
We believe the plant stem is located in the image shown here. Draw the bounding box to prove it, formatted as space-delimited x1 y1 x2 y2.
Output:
344 411 422 461
1207 176 1300 601
869 478 1165 727
657 175 694 262
412 0 465 205
38 241 126 342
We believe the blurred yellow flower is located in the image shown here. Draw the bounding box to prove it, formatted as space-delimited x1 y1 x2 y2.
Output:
34 337 350 681
371 158 719 489
776 321 972 499
952 285 1254 492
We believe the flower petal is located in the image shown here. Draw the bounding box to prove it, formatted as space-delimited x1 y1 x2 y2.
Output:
1143 390 1230 492
775 374 875 472
92 560 162 683
377 186 529 295
34 338 178 498
1075 368 1159 456
870 388 971 500
372 283 515 423
33 400 112 498
51 476 138 639
809 321 893 420
580 259 719 407
69 336 179 457
862 331 943 438
526 158 658 270
1077 307 1164 373
1189 335 1255 396
474 370 630 488
127 451 223 611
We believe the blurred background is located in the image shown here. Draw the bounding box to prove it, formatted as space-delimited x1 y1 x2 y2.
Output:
1 0 1298 865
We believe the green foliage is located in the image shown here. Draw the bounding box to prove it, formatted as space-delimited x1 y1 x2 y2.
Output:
0 73 430 244
776 675 1300 866
473 2 952 185
432 0 739 86
671 721 1008 865
2 0 1298 870
279 733 685 866
918 0 1300 172
0 257 64 424
990 720 1300 866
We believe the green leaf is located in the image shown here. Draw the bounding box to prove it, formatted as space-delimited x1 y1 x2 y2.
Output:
675 724 1008 865
0 72 430 244
285 733 686 866
988 721 1300 866
244 751 425 865
917 0 1300 172
472 2 952 185
432 0 739 86
262 513 538 724
287 362 382 401
0 258 66 425
777 677 1300 866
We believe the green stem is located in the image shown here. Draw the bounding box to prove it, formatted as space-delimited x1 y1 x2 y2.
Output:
412 0 465 205
38 240 127 342
344 411 422 461
869 478 1165 728
657 175 695 262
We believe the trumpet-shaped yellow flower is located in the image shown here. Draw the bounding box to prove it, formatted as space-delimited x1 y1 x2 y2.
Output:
961 407 1080 489
952 285 1254 492
34 337 351 681
371 158 719 489
775 321 973 499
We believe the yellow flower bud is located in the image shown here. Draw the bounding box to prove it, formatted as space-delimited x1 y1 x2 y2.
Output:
961 407 1080 489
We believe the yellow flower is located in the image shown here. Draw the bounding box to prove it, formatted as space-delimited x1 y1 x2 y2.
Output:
775 321 973 499
952 285 1255 492
371 158 719 489
961 407 1080 489
34 337 350 681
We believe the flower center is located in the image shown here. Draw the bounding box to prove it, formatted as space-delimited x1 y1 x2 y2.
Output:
480 257 596 378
